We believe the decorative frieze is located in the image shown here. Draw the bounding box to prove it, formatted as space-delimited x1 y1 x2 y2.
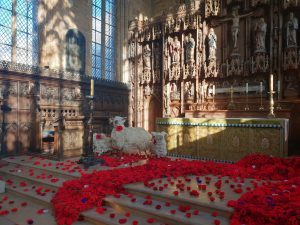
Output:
205 0 221 17
283 47 299 70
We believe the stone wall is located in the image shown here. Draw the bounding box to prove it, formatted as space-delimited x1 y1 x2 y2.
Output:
38 0 92 76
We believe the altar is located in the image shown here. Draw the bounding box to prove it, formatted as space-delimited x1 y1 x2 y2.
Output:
156 118 288 162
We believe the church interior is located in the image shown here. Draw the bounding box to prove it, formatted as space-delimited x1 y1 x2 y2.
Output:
0 0 299 224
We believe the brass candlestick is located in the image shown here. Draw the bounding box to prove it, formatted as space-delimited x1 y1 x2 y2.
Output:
227 86 236 110
245 83 249 111
268 91 276 118
212 93 216 110
259 88 264 110
78 95 105 168
244 92 249 111
276 89 282 110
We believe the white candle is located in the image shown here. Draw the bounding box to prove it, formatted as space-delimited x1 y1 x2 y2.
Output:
277 80 280 93
246 83 248 93
90 79 94 96
212 85 215 96
270 74 274 92
260 82 263 93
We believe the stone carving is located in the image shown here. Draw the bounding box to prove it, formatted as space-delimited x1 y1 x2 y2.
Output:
252 53 269 73
283 0 299 9
184 81 194 99
185 14 198 30
153 42 161 83
170 36 181 65
65 29 86 74
163 88 170 116
129 42 135 59
170 83 180 100
143 44 151 70
143 27 151 42
74 87 82 99
227 54 244 76
170 65 181 81
208 28 217 59
205 0 221 17
40 85 59 103
184 63 196 79
219 8 254 50
144 84 152 96
206 60 218 77
184 33 195 64
283 47 299 70
2 82 17 97
254 18 267 53
286 12 298 47
142 44 152 84
62 88 76 102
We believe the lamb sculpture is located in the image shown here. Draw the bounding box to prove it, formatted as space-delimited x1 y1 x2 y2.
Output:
93 133 112 155
151 131 168 157
110 116 153 155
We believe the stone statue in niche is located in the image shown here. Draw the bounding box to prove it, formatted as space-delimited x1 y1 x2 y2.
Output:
207 28 217 59
169 36 181 65
143 44 151 70
184 33 195 63
171 82 177 93
144 84 151 96
254 18 267 52
184 81 194 99
286 12 298 47
65 29 86 74
170 82 180 100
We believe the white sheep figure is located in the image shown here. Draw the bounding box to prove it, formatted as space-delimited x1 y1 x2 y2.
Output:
110 116 153 155
93 133 112 155
151 131 168 157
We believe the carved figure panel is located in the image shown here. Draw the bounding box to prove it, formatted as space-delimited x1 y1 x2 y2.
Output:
40 85 59 104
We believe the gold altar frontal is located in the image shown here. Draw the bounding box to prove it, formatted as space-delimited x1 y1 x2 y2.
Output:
156 118 289 162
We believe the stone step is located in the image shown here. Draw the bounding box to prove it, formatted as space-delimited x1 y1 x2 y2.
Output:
82 207 164 225
0 192 93 225
0 161 68 189
104 194 229 225
124 175 264 218
3 176 55 208
2 156 84 179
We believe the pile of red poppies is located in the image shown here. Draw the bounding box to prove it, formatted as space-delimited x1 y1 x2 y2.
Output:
51 154 300 225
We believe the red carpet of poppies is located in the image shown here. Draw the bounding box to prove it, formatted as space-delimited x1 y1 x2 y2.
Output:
51 154 300 225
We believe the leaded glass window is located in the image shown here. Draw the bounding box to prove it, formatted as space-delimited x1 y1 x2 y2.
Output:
0 0 13 61
92 0 116 80
0 0 38 65
15 0 38 65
